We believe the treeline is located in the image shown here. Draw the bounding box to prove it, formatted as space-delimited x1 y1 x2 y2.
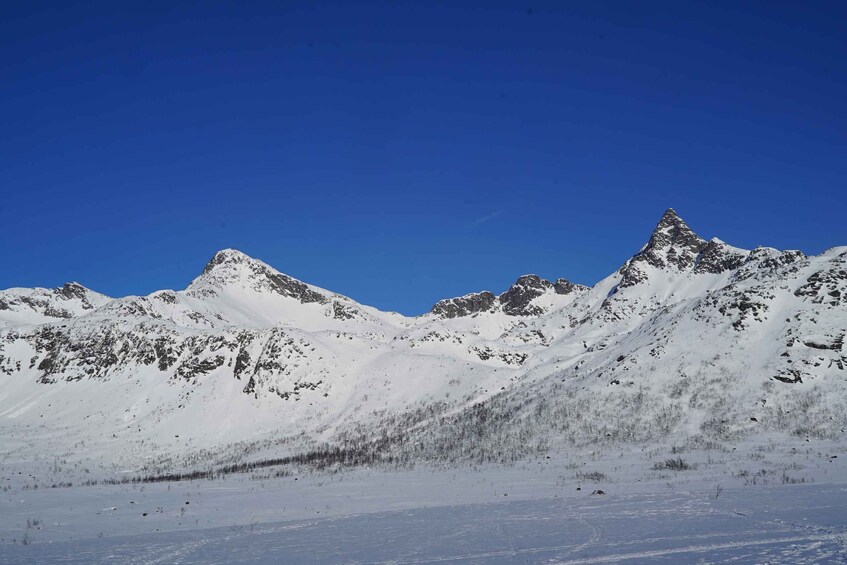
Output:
104 439 402 485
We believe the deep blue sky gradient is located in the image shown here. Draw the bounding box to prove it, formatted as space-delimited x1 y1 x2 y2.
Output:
2 1 846 314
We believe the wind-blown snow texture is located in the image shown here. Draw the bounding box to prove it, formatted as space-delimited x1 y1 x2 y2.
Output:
0 209 845 477
4 480 847 564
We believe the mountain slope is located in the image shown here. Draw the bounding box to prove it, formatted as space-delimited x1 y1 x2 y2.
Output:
0 209 844 476
0 282 112 327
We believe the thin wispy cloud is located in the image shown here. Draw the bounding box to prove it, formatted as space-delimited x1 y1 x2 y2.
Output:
470 210 502 227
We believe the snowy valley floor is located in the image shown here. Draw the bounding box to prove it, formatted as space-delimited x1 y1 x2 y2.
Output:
3 484 847 564
2 441 846 564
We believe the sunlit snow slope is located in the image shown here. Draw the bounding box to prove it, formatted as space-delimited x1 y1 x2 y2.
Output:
1 209 844 474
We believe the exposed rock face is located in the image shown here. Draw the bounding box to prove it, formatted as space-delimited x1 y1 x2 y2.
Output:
554 278 587 295
733 247 807 282
499 275 553 316
612 210 805 288
431 291 497 318
694 239 749 274
201 248 251 275
331 301 359 320
263 271 326 304
57 282 91 302
619 208 707 288
431 275 587 319
154 291 178 304
198 249 327 304
1 209 845 476
1 210 840 407
0 282 109 322
794 250 847 307
14 320 326 401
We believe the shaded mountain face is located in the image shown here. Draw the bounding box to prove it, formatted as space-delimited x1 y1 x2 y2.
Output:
0 209 844 474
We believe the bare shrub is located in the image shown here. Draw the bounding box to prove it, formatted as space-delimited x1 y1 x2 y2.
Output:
653 457 694 471
576 471 608 482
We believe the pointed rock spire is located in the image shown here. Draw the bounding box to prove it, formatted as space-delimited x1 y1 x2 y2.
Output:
646 208 704 254
619 208 708 288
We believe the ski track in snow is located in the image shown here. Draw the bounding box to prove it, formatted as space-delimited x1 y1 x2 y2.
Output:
3 483 847 564
1 212 845 563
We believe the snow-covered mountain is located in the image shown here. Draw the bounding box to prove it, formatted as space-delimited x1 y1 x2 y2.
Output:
1 209 844 476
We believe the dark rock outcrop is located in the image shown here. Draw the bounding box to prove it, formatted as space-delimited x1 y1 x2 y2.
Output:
200 249 327 304
0 282 104 321
619 208 707 288
432 276 586 318
554 278 587 295
499 275 552 316
431 291 497 319
694 239 748 274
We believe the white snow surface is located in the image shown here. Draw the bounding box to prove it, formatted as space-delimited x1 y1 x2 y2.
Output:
2 452 846 563
1 209 846 561
0 211 844 472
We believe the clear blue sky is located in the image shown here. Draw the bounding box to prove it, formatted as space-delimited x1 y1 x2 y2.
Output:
2 1 845 315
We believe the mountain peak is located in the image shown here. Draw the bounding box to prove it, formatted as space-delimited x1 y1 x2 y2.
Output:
618 208 708 288
644 208 704 253
57 281 92 300
651 208 697 240
659 207 681 220
192 249 328 305
202 248 254 274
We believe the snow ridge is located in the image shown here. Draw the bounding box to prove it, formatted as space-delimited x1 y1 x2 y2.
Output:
0 209 844 474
